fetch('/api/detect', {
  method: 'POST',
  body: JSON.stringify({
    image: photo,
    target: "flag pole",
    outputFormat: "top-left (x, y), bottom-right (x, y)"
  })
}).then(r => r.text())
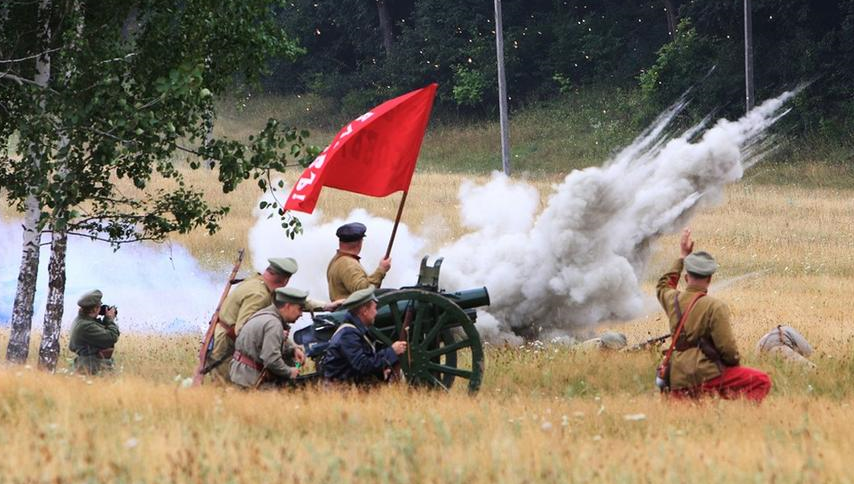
top-left (385, 190), bottom-right (408, 258)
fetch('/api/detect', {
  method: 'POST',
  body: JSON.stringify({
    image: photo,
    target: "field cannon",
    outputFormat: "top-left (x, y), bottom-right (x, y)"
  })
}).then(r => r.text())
top-left (294, 256), bottom-right (489, 392)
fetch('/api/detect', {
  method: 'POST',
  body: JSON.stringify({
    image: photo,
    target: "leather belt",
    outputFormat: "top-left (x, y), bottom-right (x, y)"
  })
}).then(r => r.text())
top-left (233, 350), bottom-right (263, 371)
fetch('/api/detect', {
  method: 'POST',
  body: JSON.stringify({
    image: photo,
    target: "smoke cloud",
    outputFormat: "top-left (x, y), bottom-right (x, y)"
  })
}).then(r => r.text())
top-left (0, 223), bottom-right (220, 332)
top-left (438, 92), bottom-right (795, 340)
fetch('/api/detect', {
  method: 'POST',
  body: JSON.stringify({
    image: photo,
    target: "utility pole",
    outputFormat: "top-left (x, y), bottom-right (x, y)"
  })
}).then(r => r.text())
top-left (493, 0), bottom-right (511, 175)
top-left (744, 0), bottom-right (754, 112)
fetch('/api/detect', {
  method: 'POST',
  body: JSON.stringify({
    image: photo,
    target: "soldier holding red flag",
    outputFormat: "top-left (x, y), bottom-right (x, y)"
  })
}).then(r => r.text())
top-left (327, 222), bottom-right (391, 301)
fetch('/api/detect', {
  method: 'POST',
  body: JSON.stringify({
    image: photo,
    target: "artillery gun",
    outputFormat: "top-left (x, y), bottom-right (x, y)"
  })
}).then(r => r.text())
top-left (294, 256), bottom-right (489, 392)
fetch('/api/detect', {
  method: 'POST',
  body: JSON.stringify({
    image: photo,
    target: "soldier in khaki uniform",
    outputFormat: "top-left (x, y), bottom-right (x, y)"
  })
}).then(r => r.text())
top-left (207, 258), bottom-right (337, 383)
top-left (656, 229), bottom-right (771, 402)
top-left (230, 287), bottom-right (308, 389)
top-left (68, 289), bottom-right (120, 375)
top-left (327, 222), bottom-right (391, 301)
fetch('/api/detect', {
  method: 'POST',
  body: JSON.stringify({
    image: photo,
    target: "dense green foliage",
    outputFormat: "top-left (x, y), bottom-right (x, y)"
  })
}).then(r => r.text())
top-left (0, 0), bottom-right (312, 243)
top-left (267, 0), bottom-right (854, 139)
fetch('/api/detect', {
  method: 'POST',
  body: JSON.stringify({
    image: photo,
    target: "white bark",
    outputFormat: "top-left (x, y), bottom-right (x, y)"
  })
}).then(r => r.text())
top-left (38, 228), bottom-right (67, 370)
top-left (6, 203), bottom-right (43, 363)
top-left (6, 0), bottom-right (52, 364)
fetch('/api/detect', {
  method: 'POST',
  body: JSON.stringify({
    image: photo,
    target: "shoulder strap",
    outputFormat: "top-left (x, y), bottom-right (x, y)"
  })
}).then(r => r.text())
top-left (332, 323), bottom-right (358, 338)
top-left (661, 292), bottom-right (705, 369)
top-left (331, 322), bottom-right (376, 351)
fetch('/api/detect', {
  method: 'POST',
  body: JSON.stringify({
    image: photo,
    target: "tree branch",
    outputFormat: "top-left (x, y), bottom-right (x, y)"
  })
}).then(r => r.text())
top-left (0, 47), bottom-right (61, 64)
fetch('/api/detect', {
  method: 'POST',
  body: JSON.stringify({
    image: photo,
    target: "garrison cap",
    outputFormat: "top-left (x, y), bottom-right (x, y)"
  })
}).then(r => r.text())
top-left (268, 257), bottom-right (298, 276)
top-left (340, 286), bottom-right (378, 311)
top-left (336, 222), bottom-right (367, 242)
top-left (77, 289), bottom-right (103, 308)
top-left (275, 287), bottom-right (309, 306)
top-left (685, 251), bottom-right (718, 277)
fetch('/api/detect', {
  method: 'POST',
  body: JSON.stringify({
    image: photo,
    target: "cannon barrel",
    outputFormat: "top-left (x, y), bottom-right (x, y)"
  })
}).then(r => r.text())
top-left (316, 287), bottom-right (490, 328)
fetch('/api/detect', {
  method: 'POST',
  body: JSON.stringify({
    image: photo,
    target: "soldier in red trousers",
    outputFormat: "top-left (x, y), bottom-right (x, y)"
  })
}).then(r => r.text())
top-left (656, 228), bottom-right (771, 402)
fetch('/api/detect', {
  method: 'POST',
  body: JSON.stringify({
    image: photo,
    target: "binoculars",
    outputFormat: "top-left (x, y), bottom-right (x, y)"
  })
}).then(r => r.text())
top-left (99, 304), bottom-right (118, 317)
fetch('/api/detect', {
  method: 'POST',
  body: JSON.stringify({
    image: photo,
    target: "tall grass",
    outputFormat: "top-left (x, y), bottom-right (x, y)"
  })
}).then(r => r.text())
top-left (2, 91), bottom-right (854, 482)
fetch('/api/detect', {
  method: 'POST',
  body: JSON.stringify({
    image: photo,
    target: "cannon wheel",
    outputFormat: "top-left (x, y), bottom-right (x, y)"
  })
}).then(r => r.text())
top-left (371, 289), bottom-right (484, 393)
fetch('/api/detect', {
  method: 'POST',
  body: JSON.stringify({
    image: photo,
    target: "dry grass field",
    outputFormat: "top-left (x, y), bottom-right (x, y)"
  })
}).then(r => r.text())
top-left (2, 167), bottom-right (854, 482)
top-left (3, 92), bottom-right (854, 482)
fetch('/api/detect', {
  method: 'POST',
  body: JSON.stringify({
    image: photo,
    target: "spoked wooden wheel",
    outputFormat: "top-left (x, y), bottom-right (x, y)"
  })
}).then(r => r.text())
top-left (371, 289), bottom-right (484, 393)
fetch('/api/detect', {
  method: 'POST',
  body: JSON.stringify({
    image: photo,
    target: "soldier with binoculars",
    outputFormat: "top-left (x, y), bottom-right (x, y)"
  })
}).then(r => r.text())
top-left (68, 289), bottom-right (120, 375)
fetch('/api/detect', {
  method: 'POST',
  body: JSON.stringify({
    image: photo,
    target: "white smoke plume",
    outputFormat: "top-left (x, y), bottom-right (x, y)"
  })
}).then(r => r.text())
top-left (438, 92), bottom-right (796, 340)
top-left (247, 197), bottom-right (428, 301)
top-left (0, 222), bottom-right (220, 332)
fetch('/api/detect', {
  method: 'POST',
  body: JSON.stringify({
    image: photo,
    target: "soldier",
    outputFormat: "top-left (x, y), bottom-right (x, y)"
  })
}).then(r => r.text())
top-left (68, 289), bottom-right (120, 375)
top-left (327, 222), bottom-right (391, 301)
top-left (656, 229), bottom-right (771, 402)
top-left (322, 286), bottom-right (407, 386)
top-left (206, 257), bottom-right (296, 383)
top-left (230, 287), bottom-right (308, 389)
top-left (757, 325), bottom-right (815, 368)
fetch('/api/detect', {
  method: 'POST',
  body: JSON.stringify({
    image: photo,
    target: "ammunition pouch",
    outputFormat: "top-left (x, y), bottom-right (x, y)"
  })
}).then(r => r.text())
top-left (674, 335), bottom-right (724, 371)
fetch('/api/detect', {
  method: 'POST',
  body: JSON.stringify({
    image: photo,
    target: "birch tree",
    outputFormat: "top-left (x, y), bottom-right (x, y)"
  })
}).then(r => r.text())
top-left (0, 0), bottom-right (311, 369)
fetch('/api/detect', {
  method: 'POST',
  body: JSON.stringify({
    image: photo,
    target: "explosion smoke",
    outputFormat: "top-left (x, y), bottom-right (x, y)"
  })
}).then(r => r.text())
top-left (438, 92), bottom-right (796, 340)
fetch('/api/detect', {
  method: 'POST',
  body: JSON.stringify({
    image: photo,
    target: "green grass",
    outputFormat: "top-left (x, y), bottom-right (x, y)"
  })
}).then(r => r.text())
top-left (214, 85), bottom-right (854, 184)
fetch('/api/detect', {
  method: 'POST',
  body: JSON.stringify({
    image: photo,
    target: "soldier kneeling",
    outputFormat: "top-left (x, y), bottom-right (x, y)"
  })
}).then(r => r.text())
top-left (69, 289), bottom-right (120, 375)
top-left (230, 287), bottom-right (308, 389)
top-left (322, 286), bottom-right (407, 387)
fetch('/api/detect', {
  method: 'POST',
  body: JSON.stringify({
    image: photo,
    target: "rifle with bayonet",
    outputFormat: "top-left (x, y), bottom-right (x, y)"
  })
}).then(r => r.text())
top-left (192, 249), bottom-right (245, 386)
top-left (629, 333), bottom-right (670, 351)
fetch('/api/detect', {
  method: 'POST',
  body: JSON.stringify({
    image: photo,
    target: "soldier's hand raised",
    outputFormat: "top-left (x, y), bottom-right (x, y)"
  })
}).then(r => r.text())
top-left (391, 341), bottom-right (407, 355)
top-left (379, 257), bottom-right (392, 272)
top-left (680, 228), bottom-right (694, 258)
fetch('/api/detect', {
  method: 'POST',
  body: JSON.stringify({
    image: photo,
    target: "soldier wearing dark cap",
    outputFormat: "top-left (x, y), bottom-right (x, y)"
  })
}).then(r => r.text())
top-left (322, 286), bottom-right (407, 386)
top-left (327, 222), bottom-right (391, 301)
top-left (229, 287), bottom-right (309, 389)
top-left (68, 289), bottom-right (120, 375)
top-left (656, 228), bottom-right (771, 402)
top-left (207, 257), bottom-right (337, 384)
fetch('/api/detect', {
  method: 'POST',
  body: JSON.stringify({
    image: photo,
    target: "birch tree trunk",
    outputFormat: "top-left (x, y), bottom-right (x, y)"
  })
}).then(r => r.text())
top-left (377, 0), bottom-right (393, 55)
top-left (6, 202), bottom-right (43, 363)
top-left (38, 228), bottom-right (67, 370)
top-left (662, 0), bottom-right (678, 38)
top-left (6, 0), bottom-right (52, 364)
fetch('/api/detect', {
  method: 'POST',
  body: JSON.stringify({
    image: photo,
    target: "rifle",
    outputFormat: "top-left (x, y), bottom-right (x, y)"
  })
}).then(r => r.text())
top-left (388, 304), bottom-right (413, 383)
top-left (191, 249), bottom-right (245, 386)
top-left (629, 333), bottom-right (670, 351)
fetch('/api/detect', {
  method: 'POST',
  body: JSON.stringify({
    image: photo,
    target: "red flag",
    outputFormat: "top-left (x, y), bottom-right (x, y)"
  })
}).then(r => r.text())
top-left (284, 83), bottom-right (437, 214)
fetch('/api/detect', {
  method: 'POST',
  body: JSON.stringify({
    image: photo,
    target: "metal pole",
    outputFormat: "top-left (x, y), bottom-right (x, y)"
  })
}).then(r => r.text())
top-left (744, 0), bottom-right (754, 112)
top-left (493, 0), bottom-right (511, 176)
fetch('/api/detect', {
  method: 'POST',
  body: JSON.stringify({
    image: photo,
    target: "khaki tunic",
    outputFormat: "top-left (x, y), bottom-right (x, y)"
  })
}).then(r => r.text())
top-left (326, 251), bottom-right (387, 301)
top-left (207, 274), bottom-right (330, 383)
top-left (68, 315), bottom-right (120, 375)
top-left (657, 258), bottom-right (740, 390)
top-left (229, 305), bottom-right (297, 388)
top-left (208, 274), bottom-right (272, 383)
